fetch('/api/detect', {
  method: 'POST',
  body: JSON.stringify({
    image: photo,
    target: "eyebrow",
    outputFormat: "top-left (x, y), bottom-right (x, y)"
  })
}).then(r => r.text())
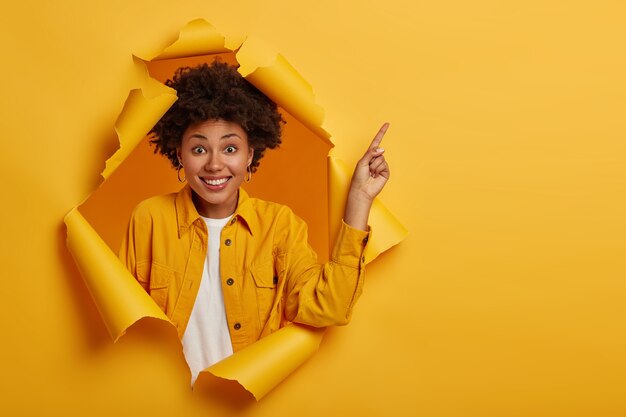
top-left (188, 133), bottom-right (243, 140)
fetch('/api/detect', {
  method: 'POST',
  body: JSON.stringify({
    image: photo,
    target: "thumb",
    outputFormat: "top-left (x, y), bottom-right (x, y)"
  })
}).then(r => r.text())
top-left (358, 146), bottom-right (385, 167)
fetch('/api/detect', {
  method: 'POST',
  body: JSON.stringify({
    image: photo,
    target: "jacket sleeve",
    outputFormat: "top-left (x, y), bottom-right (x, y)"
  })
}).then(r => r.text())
top-left (280, 208), bottom-right (371, 327)
top-left (118, 204), bottom-right (150, 292)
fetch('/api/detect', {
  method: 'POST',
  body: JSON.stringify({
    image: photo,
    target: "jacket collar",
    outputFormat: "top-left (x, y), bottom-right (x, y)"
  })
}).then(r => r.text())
top-left (175, 184), bottom-right (256, 238)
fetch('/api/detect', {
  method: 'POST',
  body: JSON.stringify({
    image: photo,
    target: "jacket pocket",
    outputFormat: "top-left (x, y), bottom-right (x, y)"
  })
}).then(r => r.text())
top-left (250, 261), bottom-right (279, 328)
top-left (137, 261), bottom-right (175, 314)
top-left (134, 260), bottom-right (151, 292)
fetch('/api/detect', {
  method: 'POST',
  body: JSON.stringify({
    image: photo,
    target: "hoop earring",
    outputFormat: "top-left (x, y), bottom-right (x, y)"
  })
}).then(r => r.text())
top-left (177, 164), bottom-right (186, 183)
top-left (245, 165), bottom-right (252, 183)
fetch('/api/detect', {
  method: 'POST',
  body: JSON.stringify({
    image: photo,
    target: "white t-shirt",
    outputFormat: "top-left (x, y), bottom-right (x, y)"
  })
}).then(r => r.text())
top-left (181, 215), bottom-right (233, 385)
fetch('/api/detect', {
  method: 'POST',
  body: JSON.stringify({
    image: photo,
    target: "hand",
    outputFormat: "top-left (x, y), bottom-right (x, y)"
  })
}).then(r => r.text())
top-left (343, 123), bottom-right (390, 231)
top-left (349, 123), bottom-right (390, 202)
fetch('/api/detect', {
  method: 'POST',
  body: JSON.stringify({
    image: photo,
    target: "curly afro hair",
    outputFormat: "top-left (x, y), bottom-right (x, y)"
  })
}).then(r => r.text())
top-left (149, 60), bottom-right (284, 172)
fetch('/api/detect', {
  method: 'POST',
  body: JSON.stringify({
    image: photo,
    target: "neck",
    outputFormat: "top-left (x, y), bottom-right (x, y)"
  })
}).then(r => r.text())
top-left (191, 189), bottom-right (239, 219)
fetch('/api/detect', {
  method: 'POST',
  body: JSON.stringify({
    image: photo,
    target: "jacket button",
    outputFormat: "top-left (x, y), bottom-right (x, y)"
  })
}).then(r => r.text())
top-left (231, 218), bottom-right (237, 225)
top-left (273, 276), bottom-right (278, 285)
top-left (234, 323), bottom-right (241, 330)
top-left (226, 278), bottom-right (234, 286)
top-left (225, 239), bottom-right (232, 246)
top-left (362, 236), bottom-right (369, 244)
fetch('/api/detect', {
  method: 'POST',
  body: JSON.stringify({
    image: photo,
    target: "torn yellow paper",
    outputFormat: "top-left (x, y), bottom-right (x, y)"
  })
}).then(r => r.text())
top-left (237, 37), bottom-right (331, 143)
top-left (64, 18), bottom-right (407, 401)
top-left (137, 19), bottom-right (232, 62)
top-left (203, 324), bottom-right (325, 400)
top-left (328, 156), bottom-right (407, 263)
top-left (65, 208), bottom-right (170, 341)
top-left (102, 87), bottom-right (177, 181)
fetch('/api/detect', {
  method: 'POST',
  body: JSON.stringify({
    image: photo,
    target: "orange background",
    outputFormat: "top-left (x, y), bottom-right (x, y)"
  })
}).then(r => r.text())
top-left (2, 1), bottom-right (626, 416)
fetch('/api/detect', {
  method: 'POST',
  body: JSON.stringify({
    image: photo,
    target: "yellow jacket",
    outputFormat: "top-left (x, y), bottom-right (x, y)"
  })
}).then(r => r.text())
top-left (119, 185), bottom-right (371, 352)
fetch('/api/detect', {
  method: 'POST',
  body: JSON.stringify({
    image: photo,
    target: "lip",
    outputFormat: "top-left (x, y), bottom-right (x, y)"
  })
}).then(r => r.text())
top-left (200, 176), bottom-right (231, 191)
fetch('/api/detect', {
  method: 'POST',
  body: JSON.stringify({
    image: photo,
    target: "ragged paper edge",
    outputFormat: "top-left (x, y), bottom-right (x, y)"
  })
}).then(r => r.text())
top-left (199, 324), bottom-right (325, 400)
top-left (64, 18), bottom-right (407, 400)
top-left (237, 36), bottom-right (332, 144)
top-left (135, 18), bottom-right (234, 62)
top-left (64, 208), bottom-right (172, 341)
top-left (64, 58), bottom-right (178, 341)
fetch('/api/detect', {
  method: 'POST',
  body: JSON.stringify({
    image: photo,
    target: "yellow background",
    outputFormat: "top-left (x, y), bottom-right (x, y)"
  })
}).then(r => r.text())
top-left (2, 1), bottom-right (625, 416)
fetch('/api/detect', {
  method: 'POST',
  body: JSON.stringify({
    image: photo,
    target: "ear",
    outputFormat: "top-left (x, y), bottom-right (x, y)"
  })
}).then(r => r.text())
top-left (176, 148), bottom-right (183, 167)
top-left (247, 147), bottom-right (254, 167)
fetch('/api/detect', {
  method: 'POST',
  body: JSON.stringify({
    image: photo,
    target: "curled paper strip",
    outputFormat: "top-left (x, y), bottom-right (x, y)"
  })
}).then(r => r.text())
top-left (65, 208), bottom-right (171, 341)
top-left (103, 87), bottom-right (177, 181)
top-left (64, 19), bottom-right (406, 400)
top-left (203, 324), bottom-right (325, 400)
top-left (237, 37), bottom-right (330, 142)
top-left (136, 18), bottom-right (232, 62)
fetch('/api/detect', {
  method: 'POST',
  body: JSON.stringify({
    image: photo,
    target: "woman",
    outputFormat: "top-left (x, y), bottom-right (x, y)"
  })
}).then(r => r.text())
top-left (119, 61), bottom-right (390, 383)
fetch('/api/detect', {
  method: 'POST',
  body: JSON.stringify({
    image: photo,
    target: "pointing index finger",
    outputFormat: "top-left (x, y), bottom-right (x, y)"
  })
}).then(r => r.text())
top-left (369, 122), bottom-right (390, 150)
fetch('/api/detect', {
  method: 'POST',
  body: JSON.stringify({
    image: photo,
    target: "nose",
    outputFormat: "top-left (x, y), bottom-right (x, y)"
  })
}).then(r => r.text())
top-left (205, 151), bottom-right (224, 172)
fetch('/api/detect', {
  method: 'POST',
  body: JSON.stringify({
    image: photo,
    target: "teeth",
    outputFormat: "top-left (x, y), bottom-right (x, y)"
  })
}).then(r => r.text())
top-left (203, 177), bottom-right (229, 186)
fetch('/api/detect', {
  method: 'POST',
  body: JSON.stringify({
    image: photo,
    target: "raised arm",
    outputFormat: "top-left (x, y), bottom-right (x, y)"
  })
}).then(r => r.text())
top-left (283, 124), bottom-right (390, 326)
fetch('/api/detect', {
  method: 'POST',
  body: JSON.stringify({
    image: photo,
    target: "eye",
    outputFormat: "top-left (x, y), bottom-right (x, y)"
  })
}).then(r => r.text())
top-left (225, 145), bottom-right (237, 153)
top-left (192, 146), bottom-right (206, 154)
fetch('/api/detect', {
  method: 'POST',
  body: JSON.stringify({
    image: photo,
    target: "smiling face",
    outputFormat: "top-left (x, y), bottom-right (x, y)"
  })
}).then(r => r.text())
top-left (177, 119), bottom-right (254, 218)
